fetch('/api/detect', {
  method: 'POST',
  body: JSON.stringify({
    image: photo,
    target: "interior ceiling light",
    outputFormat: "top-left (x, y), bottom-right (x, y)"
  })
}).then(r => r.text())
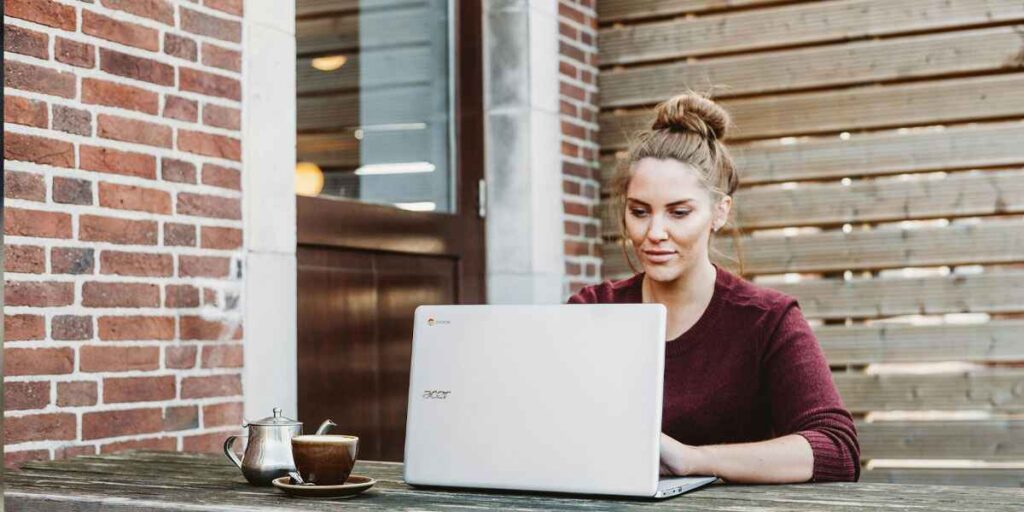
top-left (295, 161), bottom-right (324, 196)
top-left (311, 55), bottom-right (347, 71)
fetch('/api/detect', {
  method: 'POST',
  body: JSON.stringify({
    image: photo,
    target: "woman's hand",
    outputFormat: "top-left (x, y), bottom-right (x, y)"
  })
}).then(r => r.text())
top-left (659, 433), bottom-right (708, 476)
top-left (660, 432), bottom-right (814, 483)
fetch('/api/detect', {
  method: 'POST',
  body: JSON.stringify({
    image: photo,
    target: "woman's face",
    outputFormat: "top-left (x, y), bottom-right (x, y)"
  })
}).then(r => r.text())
top-left (624, 158), bottom-right (729, 283)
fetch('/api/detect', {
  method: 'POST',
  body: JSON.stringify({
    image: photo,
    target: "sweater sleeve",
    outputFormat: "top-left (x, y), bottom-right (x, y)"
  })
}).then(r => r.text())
top-left (762, 301), bottom-right (861, 482)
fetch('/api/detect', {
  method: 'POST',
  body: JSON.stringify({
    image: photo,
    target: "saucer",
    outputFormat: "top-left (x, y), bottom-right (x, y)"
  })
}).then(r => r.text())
top-left (272, 475), bottom-right (376, 498)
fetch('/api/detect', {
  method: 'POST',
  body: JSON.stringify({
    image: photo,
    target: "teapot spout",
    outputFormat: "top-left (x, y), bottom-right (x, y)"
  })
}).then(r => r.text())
top-left (314, 419), bottom-right (337, 435)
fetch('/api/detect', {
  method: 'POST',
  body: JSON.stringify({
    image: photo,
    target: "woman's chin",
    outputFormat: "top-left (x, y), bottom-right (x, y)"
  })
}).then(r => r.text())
top-left (642, 263), bottom-right (684, 282)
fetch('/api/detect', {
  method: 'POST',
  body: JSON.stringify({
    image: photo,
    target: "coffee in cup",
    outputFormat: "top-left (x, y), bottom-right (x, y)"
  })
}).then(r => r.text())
top-left (291, 434), bottom-right (359, 485)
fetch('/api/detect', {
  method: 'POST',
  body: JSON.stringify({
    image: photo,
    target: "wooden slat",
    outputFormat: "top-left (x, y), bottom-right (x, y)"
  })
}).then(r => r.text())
top-left (599, 0), bottom-right (1024, 65)
top-left (861, 467), bottom-right (1024, 487)
top-left (600, 25), bottom-right (1024, 108)
top-left (297, 133), bottom-right (359, 167)
top-left (817, 320), bottom-right (1024, 365)
top-left (298, 86), bottom-right (431, 131)
top-left (713, 219), bottom-right (1024, 275)
top-left (732, 169), bottom-right (1024, 230)
top-left (836, 370), bottom-right (1024, 413)
top-left (297, 0), bottom-right (421, 18)
top-left (599, 73), bottom-right (1024, 145)
top-left (601, 259), bottom-right (1024, 318)
top-left (599, 122), bottom-right (1024, 187)
top-left (297, 47), bottom-right (431, 95)
top-left (600, 169), bottom-right (1024, 232)
top-left (858, 420), bottom-right (1024, 460)
top-left (598, 0), bottom-right (787, 22)
top-left (296, 7), bottom-right (431, 55)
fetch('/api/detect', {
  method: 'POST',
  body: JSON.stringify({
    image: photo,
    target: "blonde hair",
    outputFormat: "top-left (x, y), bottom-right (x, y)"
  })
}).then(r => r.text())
top-left (611, 93), bottom-right (743, 273)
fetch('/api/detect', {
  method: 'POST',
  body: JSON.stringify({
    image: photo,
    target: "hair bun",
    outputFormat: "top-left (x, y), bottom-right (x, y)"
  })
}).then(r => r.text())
top-left (651, 94), bottom-right (731, 141)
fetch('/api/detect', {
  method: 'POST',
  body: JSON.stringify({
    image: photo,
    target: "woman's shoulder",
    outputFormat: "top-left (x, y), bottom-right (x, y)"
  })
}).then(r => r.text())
top-left (716, 267), bottom-right (798, 314)
top-left (567, 273), bottom-right (643, 304)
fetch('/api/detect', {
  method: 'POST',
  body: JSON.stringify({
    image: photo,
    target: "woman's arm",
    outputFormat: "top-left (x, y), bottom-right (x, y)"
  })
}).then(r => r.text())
top-left (660, 432), bottom-right (813, 484)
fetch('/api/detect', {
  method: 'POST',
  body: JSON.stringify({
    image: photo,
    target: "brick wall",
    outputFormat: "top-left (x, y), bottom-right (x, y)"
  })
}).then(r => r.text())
top-left (4, 0), bottom-right (245, 468)
top-left (558, 0), bottom-right (601, 296)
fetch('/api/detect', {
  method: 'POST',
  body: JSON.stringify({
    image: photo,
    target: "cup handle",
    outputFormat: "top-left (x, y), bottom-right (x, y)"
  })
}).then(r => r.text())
top-left (223, 435), bottom-right (243, 469)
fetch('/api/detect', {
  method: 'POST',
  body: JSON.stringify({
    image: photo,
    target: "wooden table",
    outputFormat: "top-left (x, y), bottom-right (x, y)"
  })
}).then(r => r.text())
top-left (5, 451), bottom-right (1022, 511)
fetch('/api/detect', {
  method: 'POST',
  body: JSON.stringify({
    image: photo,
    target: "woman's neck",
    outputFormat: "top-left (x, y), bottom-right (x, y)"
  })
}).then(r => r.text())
top-left (643, 259), bottom-right (717, 309)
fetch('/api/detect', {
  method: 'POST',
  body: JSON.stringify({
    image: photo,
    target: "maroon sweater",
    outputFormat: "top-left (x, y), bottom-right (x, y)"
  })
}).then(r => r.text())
top-left (569, 268), bottom-right (860, 482)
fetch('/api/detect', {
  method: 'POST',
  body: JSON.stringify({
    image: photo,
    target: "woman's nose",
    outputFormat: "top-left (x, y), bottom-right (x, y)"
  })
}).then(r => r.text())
top-left (646, 216), bottom-right (668, 241)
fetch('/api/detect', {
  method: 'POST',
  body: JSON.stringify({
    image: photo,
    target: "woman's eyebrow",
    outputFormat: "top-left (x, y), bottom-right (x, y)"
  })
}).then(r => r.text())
top-left (626, 198), bottom-right (695, 207)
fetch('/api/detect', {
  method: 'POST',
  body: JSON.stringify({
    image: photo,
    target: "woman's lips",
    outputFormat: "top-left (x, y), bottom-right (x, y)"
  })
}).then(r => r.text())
top-left (642, 249), bottom-right (677, 264)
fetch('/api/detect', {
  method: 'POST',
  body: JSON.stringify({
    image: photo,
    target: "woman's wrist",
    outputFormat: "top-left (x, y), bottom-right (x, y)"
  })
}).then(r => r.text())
top-left (679, 444), bottom-right (715, 477)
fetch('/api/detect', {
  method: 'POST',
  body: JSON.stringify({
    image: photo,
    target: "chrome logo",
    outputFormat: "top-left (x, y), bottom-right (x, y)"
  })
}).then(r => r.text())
top-left (427, 318), bottom-right (435, 326)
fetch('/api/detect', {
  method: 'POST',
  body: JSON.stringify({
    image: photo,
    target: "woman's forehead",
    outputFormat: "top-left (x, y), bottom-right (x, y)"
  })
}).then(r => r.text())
top-left (628, 158), bottom-right (707, 199)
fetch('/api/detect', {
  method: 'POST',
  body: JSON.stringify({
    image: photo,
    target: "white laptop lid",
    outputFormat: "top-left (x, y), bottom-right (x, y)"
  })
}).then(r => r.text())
top-left (404, 304), bottom-right (667, 497)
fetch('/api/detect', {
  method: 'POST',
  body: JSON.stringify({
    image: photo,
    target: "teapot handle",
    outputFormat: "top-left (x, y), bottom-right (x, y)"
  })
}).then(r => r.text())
top-left (223, 435), bottom-right (243, 469)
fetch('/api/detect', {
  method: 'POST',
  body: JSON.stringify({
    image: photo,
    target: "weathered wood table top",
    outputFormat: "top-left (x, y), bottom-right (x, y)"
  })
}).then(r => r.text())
top-left (4, 451), bottom-right (1022, 511)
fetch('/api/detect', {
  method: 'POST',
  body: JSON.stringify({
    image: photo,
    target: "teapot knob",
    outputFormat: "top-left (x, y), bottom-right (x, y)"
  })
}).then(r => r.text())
top-left (273, 407), bottom-right (282, 418)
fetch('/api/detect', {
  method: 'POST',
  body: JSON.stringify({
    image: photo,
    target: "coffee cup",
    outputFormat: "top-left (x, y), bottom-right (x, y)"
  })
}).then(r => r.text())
top-left (291, 434), bottom-right (359, 486)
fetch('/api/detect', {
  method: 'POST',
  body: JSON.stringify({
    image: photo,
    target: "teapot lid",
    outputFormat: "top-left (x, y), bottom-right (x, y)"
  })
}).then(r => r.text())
top-left (245, 407), bottom-right (302, 427)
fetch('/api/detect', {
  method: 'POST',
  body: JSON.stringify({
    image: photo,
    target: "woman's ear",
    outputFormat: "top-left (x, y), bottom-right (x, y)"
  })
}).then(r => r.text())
top-left (713, 195), bottom-right (733, 232)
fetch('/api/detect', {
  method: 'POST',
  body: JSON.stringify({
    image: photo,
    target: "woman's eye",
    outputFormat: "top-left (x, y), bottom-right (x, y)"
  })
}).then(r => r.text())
top-left (671, 210), bottom-right (691, 217)
top-left (629, 208), bottom-right (648, 217)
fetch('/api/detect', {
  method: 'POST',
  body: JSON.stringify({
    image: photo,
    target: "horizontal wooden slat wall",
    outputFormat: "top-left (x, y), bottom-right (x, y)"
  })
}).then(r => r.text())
top-left (597, 0), bottom-right (1024, 486)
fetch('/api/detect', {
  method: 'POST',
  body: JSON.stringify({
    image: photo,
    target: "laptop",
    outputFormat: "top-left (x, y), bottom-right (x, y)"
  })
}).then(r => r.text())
top-left (403, 304), bottom-right (718, 498)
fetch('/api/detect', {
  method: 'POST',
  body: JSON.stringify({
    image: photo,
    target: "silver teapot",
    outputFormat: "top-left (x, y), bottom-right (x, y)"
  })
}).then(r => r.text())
top-left (223, 407), bottom-right (335, 486)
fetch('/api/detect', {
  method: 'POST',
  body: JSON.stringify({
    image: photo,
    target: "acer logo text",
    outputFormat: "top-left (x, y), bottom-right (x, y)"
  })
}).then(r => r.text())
top-left (422, 390), bottom-right (451, 399)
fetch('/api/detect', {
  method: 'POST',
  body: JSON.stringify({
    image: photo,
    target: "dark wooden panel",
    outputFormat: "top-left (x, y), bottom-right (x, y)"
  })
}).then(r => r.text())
top-left (598, 0), bottom-right (787, 22)
top-left (817, 320), bottom-right (1024, 365)
top-left (836, 370), bottom-right (1024, 413)
top-left (297, 245), bottom-right (456, 462)
top-left (858, 420), bottom-right (1024, 460)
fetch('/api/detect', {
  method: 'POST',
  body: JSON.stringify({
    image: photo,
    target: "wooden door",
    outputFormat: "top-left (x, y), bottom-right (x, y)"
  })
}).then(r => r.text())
top-left (295, 0), bottom-right (484, 462)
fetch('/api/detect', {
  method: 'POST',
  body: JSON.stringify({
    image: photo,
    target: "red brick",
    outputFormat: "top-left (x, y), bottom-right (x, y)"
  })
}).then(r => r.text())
top-left (99, 315), bottom-right (175, 340)
top-left (5, 281), bottom-right (74, 307)
top-left (52, 176), bottom-right (94, 205)
top-left (178, 130), bottom-right (242, 161)
top-left (6, 381), bottom-right (51, 411)
top-left (4, 132), bottom-right (75, 167)
top-left (82, 408), bottom-right (162, 440)
top-left (57, 381), bottom-right (98, 406)
top-left (202, 344), bottom-right (243, 368)
top-left (100, 48), bottom-right (174, 86)
top-left (164, 222), bottom-right (197, 246)
top-left (56, 37), bottom-right (96, 68)
top-left (164, 95), bottom-right (198, 122)
top-left (5, 347), bottom-right (75, 376)
top-left (5, 413), bottom-right (76, 445)
top-left (80, 145), bottom-right (157, 179)
top-left (55, 445), bottom-right (99, 460)
top-left (5, 314), bottom-right (45, 340)
top-left (164, 32), bottom-right (198, 61)
top-left (201, 43), bottom-right (241, 72)
top-left (101, 0), bottom-right (175, 26)
top-left (80, 215), bottom-right (158, 245)
top-left (204, 0), bottom-right (243, 17)
top-left (181, 374), bottom-right (242, 399)
top-left (53, 315), bottom-right (95, 341)
top-left (203, 401), bottom-right (242, 427)
top-left (166, 345), bottom-right (198, 369)
top-left (203, 288), bottom-right (218, 306)
top-left (180, 255), bottom-right (231, 278)
top-left (99, 251), bottom-right (173, 277)
top-left (4, 23), bottom-right (48, 58)
top-left (161, 158), bottom-right (197, 183)
top-left (80, 346), bottom-right (160, 373)
top-left (164, 405), bottom-right (199, 431)
top-left (4, 60), bottom-right (76, 98)
top-left (181, 8), bottom-right (241, 43)
top-left (104, 375), bottom-right (176, 403)
top-left (102, 437), bottom-right (176, 454)
top-left (98, 114), bottom-right (173, 148)
top-left (82, 282), bottom-right (160, 307)
top-left (201, 163), bottom-right (240, 190)
top-left (184, 432), bottom-right (231, 454)
top-left (181, 316), bottom-right (241, 340)
top-left (178, 192), bottom-right (241, 219)
top-left (98, 182), bottom-right (172, 214)
top-left (179, 68), bottom-right (241, 101)
top-left (202, 103), bottom-right (240, 130)
top-left (201, 226), bottom-right (242, 250)
top-left (564, 240), bottom-right (593, 256)
top-left (166, 284), bottom-right (200, 307)
top-left (4, 171), bottom-right (46, 201)
top-left (4, 449), bottom-right (50, 469)
top-left (51, 247), bottom-right (96, 275)
top-left (5, 208), bottom-right (71, 239)
top-left (83, 10), bottom-right (159, 51)
top-left (83, 78), bottom-right (159, 114)
top-left (4, 96), bottom-right (48, 128)
top-left (53, 105), bottom-right (93, 136)
top-left (7, 0), bottom-right (77, 30)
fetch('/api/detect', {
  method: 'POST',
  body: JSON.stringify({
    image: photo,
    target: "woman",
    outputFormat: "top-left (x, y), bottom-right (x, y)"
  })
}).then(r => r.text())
top-left (569, 94), bottom-right (859, 483)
